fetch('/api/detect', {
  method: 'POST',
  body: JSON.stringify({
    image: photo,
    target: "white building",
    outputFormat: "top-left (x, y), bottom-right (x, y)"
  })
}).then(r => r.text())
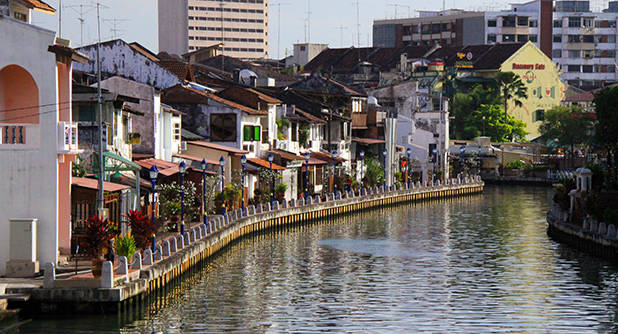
top-left (0, 0), bottom-right (87, 276)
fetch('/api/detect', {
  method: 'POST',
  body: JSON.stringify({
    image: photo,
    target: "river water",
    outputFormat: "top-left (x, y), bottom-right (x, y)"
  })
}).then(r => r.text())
top-left (13, 186), bottom-right (618, 333)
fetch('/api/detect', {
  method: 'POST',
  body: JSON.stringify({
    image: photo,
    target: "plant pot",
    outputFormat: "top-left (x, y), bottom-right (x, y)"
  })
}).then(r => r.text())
top-left (91, 256), bottom-right (104, 278)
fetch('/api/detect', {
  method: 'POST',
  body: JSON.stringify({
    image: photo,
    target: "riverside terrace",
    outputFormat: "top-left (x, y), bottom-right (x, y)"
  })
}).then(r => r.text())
top-left (7, 177), bottom-right (483, 314)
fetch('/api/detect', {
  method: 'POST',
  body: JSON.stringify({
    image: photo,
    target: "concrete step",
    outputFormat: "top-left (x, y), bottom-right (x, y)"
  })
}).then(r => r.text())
top-left (0, 294), bottom-right (30, 302)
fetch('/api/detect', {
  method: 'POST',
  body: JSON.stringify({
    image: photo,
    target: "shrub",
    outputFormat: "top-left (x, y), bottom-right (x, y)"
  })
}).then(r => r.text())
top-left (125, 210), bottom-right (153, 250)
top-left (115, 234), bottom-right (137, 259)
top-left (505, 160), bottom-right (526, 169)
top-left (83, 216), bottom-right (118, 257)
top-left (275, 182), bottom-right (287, 194)
top-left (157, 181), bottom-right (198, 222)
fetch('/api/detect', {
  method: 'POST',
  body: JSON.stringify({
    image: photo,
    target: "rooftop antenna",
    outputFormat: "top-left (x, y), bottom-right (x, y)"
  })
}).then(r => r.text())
top-left (306, 0), bottom-right (312, 43)
top-left (335, 25), bottom-right (348, 47)
top-left (272, 2), bottom-right (290, 59)
top-left (103, 18), bottom-right (129, 39)
top-left (65, 3), bottom-right (96, 46)
top-left (58, 0), bottom-right (62, 37)
top-left (443, 0), bottom-right (446, 11)
top-left (95, 1), bottom-right (109, 214)
top-left (353, 0), bottom-right (360, 47)
top-left (388, 4), bottom-right (411, 19)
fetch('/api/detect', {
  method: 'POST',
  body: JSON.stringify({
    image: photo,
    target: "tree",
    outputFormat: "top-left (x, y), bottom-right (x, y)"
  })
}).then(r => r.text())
top-left (494, 72), bottom-right (528, 138)
top-left (539, 105), bottom-right (594, 168)
top-left (464, 104), bottom-right (528, 142)
top-left (594, 86), bottom-right (618, 185)
top-left (450, 85), bottom-right (502, 139)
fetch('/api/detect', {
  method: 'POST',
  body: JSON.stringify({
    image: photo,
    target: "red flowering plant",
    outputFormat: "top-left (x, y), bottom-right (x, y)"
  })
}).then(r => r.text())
top-left (83, 215), bottom-right (119, 258)
top-left (125, 210), bottom-right (154, 250)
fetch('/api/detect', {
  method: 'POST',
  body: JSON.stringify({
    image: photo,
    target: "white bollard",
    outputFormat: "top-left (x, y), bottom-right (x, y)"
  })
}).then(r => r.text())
top-left (130, 252), bottom-right (142, 270)
top-left (101, 261), bottom-right (114, 288)
top-left (143, 249), bottom-right (153, 265)
top-left (43, 262), bottom-right (55, 289)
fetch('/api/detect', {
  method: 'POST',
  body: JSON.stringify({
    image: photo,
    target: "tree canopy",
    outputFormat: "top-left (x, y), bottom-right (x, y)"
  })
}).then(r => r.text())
top-left (539, 105), bottom-right (594, 167)
top-left (494, 71), bottom-right (528, 120)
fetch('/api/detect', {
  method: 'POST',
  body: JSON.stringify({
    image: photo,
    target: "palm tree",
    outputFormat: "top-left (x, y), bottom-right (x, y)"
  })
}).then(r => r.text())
top-left (494, 71), bottom-right (528, 141)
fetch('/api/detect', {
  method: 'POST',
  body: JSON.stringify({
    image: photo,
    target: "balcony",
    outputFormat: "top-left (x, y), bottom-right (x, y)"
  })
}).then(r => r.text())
top-left (0, 124), bottom-right (40, 148)
top-left (58, 121), bottom-right (80, 154)
top-left (352, 112), bottom-right (368, 129)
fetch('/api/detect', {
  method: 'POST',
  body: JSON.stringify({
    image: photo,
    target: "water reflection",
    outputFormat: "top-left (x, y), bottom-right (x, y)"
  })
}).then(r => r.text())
top-left (14, 186), bottom-right (618, 333)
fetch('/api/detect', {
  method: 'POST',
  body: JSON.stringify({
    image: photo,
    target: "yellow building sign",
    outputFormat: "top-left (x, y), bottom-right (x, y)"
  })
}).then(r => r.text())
top-left (500, 42), bottom-right (565, 139)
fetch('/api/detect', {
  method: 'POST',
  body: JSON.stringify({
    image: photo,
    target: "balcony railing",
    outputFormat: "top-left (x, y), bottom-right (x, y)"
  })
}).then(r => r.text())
top-left (0, 123), bottom-right (40, 147)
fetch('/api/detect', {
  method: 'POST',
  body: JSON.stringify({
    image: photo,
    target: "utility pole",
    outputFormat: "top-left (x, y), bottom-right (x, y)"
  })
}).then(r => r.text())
top-left (272, 2), bottom-right (290, 59)
top-left (335, 25), bottom-right (348, 47)
top-left (353, 0), bottom-right (360, 47)
top-left (96, 2), bottom-right (104, 214)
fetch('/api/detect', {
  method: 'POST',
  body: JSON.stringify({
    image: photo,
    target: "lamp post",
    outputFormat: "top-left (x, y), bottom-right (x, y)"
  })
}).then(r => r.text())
top-left (268, 153), bottom-right (274, 208)
top-left (406, 147), bottom-right (412, 188)
top-left (179, 161), bottom-right (186, 236)
top-left (149, 165), bottom-right (159, 254)
top-left (201, 159), bottom-right (208, 227)
top-left (359, 149), bottom-right (365, 195)
top-left (304, 152), bottom-right (310, 200)
top-left (220, 156), bottom-right (226, 216)
top-left (382, 148), bottom-right (387, 189)
top-left (332, 150), bottom-right (338, 197)
top-left (241, 155), bottom-right (247, 215)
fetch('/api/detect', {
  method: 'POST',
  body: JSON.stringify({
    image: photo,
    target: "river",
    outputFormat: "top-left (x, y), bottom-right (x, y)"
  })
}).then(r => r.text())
top-left (12, 186), bottom-right (618, 333)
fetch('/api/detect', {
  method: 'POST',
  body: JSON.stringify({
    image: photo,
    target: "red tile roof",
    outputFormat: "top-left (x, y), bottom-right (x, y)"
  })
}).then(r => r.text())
top-left (173, 154), bottom-right (219, 165)
top-left (352, 138), bottom-right (385, 145)
top-left (135, 158), bottom-right (179, 176)
top-left (72, 177), bottom-right (130, 192)
top-left (187, 141), bottom-right (249, 155)
top-left (163, 85), bottom-right (267, 116)
top-left (270, 149), bottom-right (305, 161)
top-left (22, 0), bottom-right (55, 13)
top-left (247, 157), bottom-right (285, 170)
top-left (310, 151), bottom-right (346, 163)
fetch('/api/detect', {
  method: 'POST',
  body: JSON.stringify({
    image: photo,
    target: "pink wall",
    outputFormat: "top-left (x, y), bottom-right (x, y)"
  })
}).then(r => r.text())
top-left (57, 62), bottom-right (73, 254)
top-left (0, 65), bottom-right (39, 124)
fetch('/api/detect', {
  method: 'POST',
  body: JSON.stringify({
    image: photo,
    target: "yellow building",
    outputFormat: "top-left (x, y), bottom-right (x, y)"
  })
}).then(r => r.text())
top-left (453, 41), bottom-right (565, 140)
top-left (499, 42), bottom-right (565, 139)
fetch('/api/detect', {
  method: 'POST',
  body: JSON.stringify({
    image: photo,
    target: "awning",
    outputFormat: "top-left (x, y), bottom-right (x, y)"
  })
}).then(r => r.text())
top-left (247, 157), bottom-right (285, 170)
top-left (102, 151), bottom-right (141, 171)
top-left (270, 149), bottom-right (304, 161)
top-left (173, 154), bottom-right (219, 166)
top-left (72, 177), bottom-right (130, 192)
top-left (352, 138), bottom-right (385, 145)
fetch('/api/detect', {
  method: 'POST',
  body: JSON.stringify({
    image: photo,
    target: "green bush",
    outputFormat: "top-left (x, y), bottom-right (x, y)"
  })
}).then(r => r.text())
top-left (115, 234), bottom-right (137, 259)
top-left (275, 182), bottom-right (287, 194)
top-left (505, 160), bottom-right (526, 169)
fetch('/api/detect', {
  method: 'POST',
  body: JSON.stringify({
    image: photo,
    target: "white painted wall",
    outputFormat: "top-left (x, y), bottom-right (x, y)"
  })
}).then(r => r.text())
top-left (0, 18), bottom-right (60, 274)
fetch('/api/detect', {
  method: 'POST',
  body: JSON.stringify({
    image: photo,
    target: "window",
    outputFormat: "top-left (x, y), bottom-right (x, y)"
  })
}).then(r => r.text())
top-left (553, 35), bottom-right (562, 43)
top-left (582, 50), bottom-right (594, 59)
top-left (568, 35), bottom-right (581, 43)
top-left (568, 17), bottom-right (581, 28)
top-left (582, 65), bottom-right (593, 73)
top-left (243, 125), bottom-right (261, 142)
top-left (402, 25), bottom-right (412, 35)
top-left (529, 35), bottom-right (538, 42)
top-left (568, 50), bottom-right (580, 58)
top-left (567, 65), bottom-right (581, 72)
top-left (517, 16), bottom-right (529, 26)
top-left (582, 35), bottom-right (594, 43)
top-left (503, 34), bottom-right (516, 42)
top-left (529, 20), bottom-right (538, 27)
top-left (291, 122), bottom-right (298, 142)
top-left (533, 109), bottom-right (545, 122)
top-left (431, 23), bottom-right (441, 33)
top-left (14, 12), bottom-right (27, 22)
top-left (300, 46), bottom-right (306, 51)
top-left (441, 23), bottom-right (451, 31)
top-left (487, 19), bottom-right (497, 27)
top-left (595, 49), bottom-right (616, 58)
top-left (553, 20), bottom-right (563, 28)
top-left (173, 122), bottom-right (181, 141)
top-left (583, 18), bottom-right (594, 28)
top-left (123, 115), bottom-right (129, 142)
top-left (502, 16), bottom-right (516, 27)
top-left (517, 34), bottom-right (529, 42)
top-left (552, 50), bottom-right (562, 58)
top-left (487, 34), bottom-right (497, 43)
top-left (421, 24), bottom-right (431, 34)
top-left (210, 114), bottom-right (237, 142)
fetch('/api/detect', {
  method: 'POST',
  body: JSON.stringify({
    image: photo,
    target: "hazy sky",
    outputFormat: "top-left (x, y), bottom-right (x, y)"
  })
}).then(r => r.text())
top-left (34, 0), bottom-right (527, 57)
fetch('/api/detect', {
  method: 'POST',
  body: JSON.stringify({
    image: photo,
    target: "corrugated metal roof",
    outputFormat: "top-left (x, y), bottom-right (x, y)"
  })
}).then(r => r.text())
top-left (72, 177), bottom-right (130, 192)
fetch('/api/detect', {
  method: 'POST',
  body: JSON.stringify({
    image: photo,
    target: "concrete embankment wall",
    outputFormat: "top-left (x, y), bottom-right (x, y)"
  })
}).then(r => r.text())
top-left (23, 181), bottom-right (484, 313)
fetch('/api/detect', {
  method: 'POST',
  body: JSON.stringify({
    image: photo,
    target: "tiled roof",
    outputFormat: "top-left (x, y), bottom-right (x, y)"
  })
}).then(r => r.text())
top-left (135, 158), bottom-right (179, 176)
top-left (247, 157), bottom-right (285, 170)
top-left (72, 177), bottom-right (130, 192)
top-left (469, 43), bottom-right (525, 70)
top-left (352, 138), bottom-right (385, 145)
top-left (295, 108), bottom-right (326, 124)
top-left (21, 0), bottom-right (55, 13)
top-left (310, 151), bottom-right (346, 163)
top-left (187, 141), bottom-right (249, 154)
top-left (159, 60), bottom-right (194, 82)
top-left (270, 149), bottom-right (305, 161)
top-left (162, 84), bottom-right (267, 115)
top-left (173, 154), bottom-right (219, 165)
top-left (129, 42), bottom-right (159, 62)
top-left (206, 90), bottom-right (268, 115)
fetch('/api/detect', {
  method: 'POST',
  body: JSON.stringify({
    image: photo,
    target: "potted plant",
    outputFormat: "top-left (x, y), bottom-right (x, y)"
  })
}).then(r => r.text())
top-left (166, 201), bottom-right (182, 231)
top-left (125, 210), bottom-right (153, 251)
top-left (84, 215), bottom-right (118, 277)
top-left (275, 183), bottom-right (287, 202)
top-left (114, 234), bottom-right (137, 259)
top-left (504, 160), bottom-right (525, 177)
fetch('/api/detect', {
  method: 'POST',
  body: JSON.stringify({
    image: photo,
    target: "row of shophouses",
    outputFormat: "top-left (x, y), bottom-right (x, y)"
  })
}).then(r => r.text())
top-left (0, 0), bottom-right (568, 276)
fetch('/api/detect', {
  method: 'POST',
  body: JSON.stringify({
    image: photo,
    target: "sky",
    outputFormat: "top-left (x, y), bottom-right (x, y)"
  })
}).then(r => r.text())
top-left (31, 0), bottom-right (603, 58)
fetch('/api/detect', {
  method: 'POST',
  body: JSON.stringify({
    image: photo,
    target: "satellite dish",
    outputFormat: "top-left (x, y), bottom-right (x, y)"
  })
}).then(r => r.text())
top-left (239, 69), bottom-right (258, 85)
top-left (368, 96), bottom-right (380, 107)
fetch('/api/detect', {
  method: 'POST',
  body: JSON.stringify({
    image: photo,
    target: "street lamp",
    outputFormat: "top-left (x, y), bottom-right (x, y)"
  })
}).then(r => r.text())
top-left (179, 161), bottom-right (186, 236)
top-left (332, 150), bottom-right (338, 196)
top-left (406, 147), bottom-right (412, 188)
top-left (304, 151), bottom-right (310, 200)
top-left (220, 156), bottom-right (226, 216)
top-left (382, 148), bottom-right (388, 189)
top-left (241, 155), bottom-right (247, 215)
top-left (359, 149), bottom-right (365, 195)
top-left (201, 159), bottom-right (208, 227)
top-left (268, 153), bottom-right (274, 208)
top-left (149, 165), bottom-right (159, 254)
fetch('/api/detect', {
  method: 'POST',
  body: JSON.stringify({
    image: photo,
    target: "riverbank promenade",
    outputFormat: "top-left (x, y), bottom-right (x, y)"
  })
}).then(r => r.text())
top-left (7, 177), bottom-right (483, 313)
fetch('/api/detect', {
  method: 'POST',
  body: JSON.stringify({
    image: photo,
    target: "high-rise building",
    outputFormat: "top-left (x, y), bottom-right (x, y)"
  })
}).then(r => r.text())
top-left (373, 0), bottom-right (618, 90)
top-left (158, 0), bottom-right (269, 59)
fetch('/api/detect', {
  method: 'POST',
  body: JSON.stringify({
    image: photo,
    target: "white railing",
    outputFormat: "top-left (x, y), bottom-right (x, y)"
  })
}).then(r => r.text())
top-left (58, 121), bottom-right (79, 153)
top-left (0, 123), bottom-right (40, 147)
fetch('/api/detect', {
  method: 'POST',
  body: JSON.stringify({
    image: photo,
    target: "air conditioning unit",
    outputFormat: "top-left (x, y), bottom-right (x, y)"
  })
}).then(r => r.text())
top-left (58, 121), bottom-right (78, 153)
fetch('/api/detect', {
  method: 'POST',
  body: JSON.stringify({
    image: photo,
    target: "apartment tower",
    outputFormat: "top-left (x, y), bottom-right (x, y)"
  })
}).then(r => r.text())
top-left (158, 0), bottom-right (269, 59)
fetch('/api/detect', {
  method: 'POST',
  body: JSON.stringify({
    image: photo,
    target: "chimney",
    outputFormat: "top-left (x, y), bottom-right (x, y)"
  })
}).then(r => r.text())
top-left (233, 69), bottom-right (240, 83)
top-left (249, 76), bottom-right (257, 87)
top-left (540, 0), bottom-right (553, 59)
